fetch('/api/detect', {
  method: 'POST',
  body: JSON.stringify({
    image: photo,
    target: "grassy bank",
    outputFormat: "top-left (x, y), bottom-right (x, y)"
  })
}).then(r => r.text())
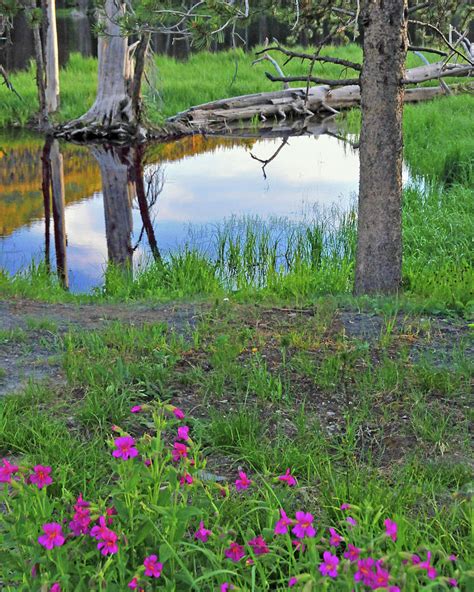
top-left (0, 45), bottom-right (456, 127)
top-left (0, 299), bottom-right (472, 589)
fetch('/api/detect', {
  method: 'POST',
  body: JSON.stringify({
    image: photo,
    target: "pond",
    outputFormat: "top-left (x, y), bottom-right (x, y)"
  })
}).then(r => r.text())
top-left (0, 129), bottom-right (360, 293)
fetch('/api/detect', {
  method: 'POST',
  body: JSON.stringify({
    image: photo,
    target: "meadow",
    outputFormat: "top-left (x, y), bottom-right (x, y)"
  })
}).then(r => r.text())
top-left (0, 48), bottom-right (473, 591)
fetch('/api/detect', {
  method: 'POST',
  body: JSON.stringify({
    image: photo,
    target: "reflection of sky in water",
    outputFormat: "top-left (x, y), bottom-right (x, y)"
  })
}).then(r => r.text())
top-left (0, 135), bottom-right (359, 292)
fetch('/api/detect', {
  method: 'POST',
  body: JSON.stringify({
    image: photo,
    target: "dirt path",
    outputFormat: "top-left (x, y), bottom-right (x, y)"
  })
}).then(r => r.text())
top-left (0, 298), bottom-right (472, 398)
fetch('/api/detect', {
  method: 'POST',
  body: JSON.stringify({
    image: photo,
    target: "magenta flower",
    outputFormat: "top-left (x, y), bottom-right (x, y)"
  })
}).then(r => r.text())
top-left (340, 503), bottom-right (351, 510)
top-left (131, 405), bottom-right (142, 413)
top-left (97, 529), bottom-right (118, 556)
top-left (288, 577), bottom-right (298, 588)
top-left (144, 554), bottom-right (163, 578)
top-left (389, 587), bottom-right (401, 592)
top-left (292, 511), bottom-right (316, 539)
top-left (29, 465), bottom-right (53, 489)
top-left (220, 584), bottom-right (234, 592)
top-left (292, 539), bottom-right (306, 553)
top-left (38, 523), bottom-right (65, 550)
top-left (319, 550), bottom-right (339, 578)
top-left (354, 558), bottom-right (376, 586)
top-left (179, 472), bottom-right (194, 486)
top-left (172, 407), bottom-right (185, 420)
top-left (278, 468), bottom-right (297, 487)
top-left (274, 509), bottom-right (293, 535)
top-left (224, 541), bottom-right (245, 562)
top-left (69, 494), bottom-right (91, 536)
top-left (373, 565), bottom-right (390, 588)
top-left (194, 521), bottom-right (212, 543)
top-left (248, 535), bottom-right (269, 556)
top-left (144, 458), bottom-right (152, 467)
top-left (177, 426), bottom-right (190, 441)
top-left (235, 471), bottom-right (251, 491)
top-left (90, 516), bottom-right (109, 540)
top-left (171, 442), bottom-right (188, 462)
top-left (50, 584), bottom-right (61, 592)
top-left (0, 458), bottom-right (19, 484)
top-left (346, 516), bottom-right (357, 527)
top-left (419, 551), bottom-right (437, 579)
top-left (449, 579), bottom-right (458, 587)
top-left (112, 436), bottom-right (138, 460)
top-left (411, 554), bottom-right (421, 564)
top-left (328, 527), bottom-right (342, 547)
top-left (448, 554), bottom-right (457, 562)
top-left (384, 518), bottom-right (397, 541)
top-left (128, 578), bottom-right (139, 589)
top-left (344, 543), bottom-right (361, 562)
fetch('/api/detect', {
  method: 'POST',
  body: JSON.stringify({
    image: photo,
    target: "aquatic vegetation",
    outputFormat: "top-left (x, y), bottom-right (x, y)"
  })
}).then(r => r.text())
top-left (0, 400), bottom-right (466, 590)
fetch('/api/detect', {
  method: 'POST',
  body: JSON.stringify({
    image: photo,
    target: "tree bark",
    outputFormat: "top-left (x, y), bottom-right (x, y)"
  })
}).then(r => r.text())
top-left (30, 1), bottom-right (49, 129)
top-left (354, 0), bottom-right (408, 295)
top-left (44, 0), bottom-right (60, 113)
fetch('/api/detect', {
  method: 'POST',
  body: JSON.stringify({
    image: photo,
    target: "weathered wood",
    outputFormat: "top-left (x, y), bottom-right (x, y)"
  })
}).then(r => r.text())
top-left (44, 0), bottom-right (60, 113)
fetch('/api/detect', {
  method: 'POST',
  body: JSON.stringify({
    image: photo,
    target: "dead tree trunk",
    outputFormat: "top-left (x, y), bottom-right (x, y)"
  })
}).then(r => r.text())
top-left (44, 0), bottom-right (60, 113)
top-left (93, 146), bottom-right (134, 274)
top-left (29, 1), bottom-right (49, 129)
top-left (41, 137), bottom-right (52, 272)
top-left (354, 0), bottom-right (408, 295)
top-left (57, 0), bottom-right (150, 142)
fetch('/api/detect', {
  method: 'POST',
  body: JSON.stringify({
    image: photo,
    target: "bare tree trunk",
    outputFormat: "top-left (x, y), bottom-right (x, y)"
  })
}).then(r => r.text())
top-left (131, 32), bottom-right (151, 124)
top-left (29, 1), bottom-right (49, 129)
top-left (50, 139), bottom-right (69, 289)
top-left (354, 0), bottom-right (408, 295)
top-left (43, 0), bottom-right (60, 113)
top-left (93, 146), bottom-right (134, 274)
top-left (81, 0), bottom-right (133, 125)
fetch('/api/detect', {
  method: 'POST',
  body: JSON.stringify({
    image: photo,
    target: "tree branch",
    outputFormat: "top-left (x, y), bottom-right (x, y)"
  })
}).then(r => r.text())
top-left (265, 72), bottom-right (360, 87)
top-left (0, 65), bottom-right (22, 100)
top-left (255, 44), bottom-right (362, 72)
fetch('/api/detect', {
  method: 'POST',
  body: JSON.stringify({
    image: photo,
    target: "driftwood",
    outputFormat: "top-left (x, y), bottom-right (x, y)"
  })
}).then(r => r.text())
top-left (168, 58), bottom-right (473, 132)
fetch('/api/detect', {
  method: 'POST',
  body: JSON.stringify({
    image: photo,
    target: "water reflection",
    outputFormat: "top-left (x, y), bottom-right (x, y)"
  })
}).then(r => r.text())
top-left (0, 132), bottom-right (359, 292)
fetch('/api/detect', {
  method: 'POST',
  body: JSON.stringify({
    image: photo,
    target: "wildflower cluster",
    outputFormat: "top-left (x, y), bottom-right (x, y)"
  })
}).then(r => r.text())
top-left (0, 403), bottom-right (465, 591)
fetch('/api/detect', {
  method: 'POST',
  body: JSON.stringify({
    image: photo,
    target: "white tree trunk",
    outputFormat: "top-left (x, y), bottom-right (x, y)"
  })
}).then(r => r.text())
top-left (45, 0), bottom-right (60, 113)
top-left (77, 0), bottom-right (133, 127)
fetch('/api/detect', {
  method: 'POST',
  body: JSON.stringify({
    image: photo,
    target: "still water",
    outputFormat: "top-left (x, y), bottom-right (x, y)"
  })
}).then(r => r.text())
top-left (0, 132), bottom-right (359, 292)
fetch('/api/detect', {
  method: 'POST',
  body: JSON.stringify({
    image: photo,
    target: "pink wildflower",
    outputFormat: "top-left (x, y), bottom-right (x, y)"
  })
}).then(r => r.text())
top-left (384, 518), bottom-right (397, 541)
top-left (144, 459), bottom-right (152, 467)
top-left (319, 550), bottom-right (339, 578)
top-left (328, 527), bottom-right (343, 547)
top-left (354, 558), bottom-right (376, 587)
top-left (248, 535), bottom-right (269, 556)
top-left (131, 405), bottom-right (142, 413)
top-left (97, 530), bottom-right (118, 556)
top-left (372, 565), bottom-right (390, 588)
top-left (38, 523), bottom-right (65, 550)
top-left (346, 516), bottom-right (357, 527)
top-left (112, 436), bottom-right (138, 460)
top-left (90, 516), bottom-right (109, 540)
top-left (172, 407), bottom-right (185, 420)
top-left (69, 494), bottom-right (91, 536)
top-left (171, 442), bottom-right (188, 462)
top-left (288, 577), bottom-right (298, 587)
top-left (128, 578), bottom-right (139, 589)
top-left (179, 472), bottom-right (194, 486)
top-left (389, 588), bottom-right (401, 592)
top-left (344, 543), bottom-right (361, 562)
top-left (143, 554), bottom-right (163, 578)
top-left (235, 471), bottom-right (251, 491)
top-left (340, 503), bottom-right (351, 510)
top-left (0, 458), bottom-right (19, 484)
top-left (292, 539), bottom-right (306, 553)
top-left (274, 509), bottom-right (293, 535)
top-left (449, 579), bottom-right (458, 587)
top-left (50, 584), bottom-right (61, 592)
top-left (292, 511), bottom-right (316, 539)
top-left (278, 468), bottom-right (297, 487)
top-left (177, 426), bottom-right (190, 441)
top-left (220, 584), bottom-right (234, 592)
top-left (224, 541), bottom-right (245, 562)
top-left (194, 521), bottom-right (212, 543)
top-left (448, 554), bottom-right (457, 562)
top-left (419, 551), bottom-right (437, 579)
top-left (30, 465), bottom-right (53, 489)
top-left (105, 506), bottom-right (117, 526)
top-left (411, 554), bottom-right (421, 564)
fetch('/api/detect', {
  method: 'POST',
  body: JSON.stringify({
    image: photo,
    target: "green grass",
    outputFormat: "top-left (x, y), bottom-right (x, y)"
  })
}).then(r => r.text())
top-left (0, 301), bottom-right (472, 589)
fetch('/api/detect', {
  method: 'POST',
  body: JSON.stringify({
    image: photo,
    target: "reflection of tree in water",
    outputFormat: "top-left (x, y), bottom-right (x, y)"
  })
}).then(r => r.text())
top-left (39, 141), bottom-right (163, 290)
top-left (41, 138), bottom-right (68, 289)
